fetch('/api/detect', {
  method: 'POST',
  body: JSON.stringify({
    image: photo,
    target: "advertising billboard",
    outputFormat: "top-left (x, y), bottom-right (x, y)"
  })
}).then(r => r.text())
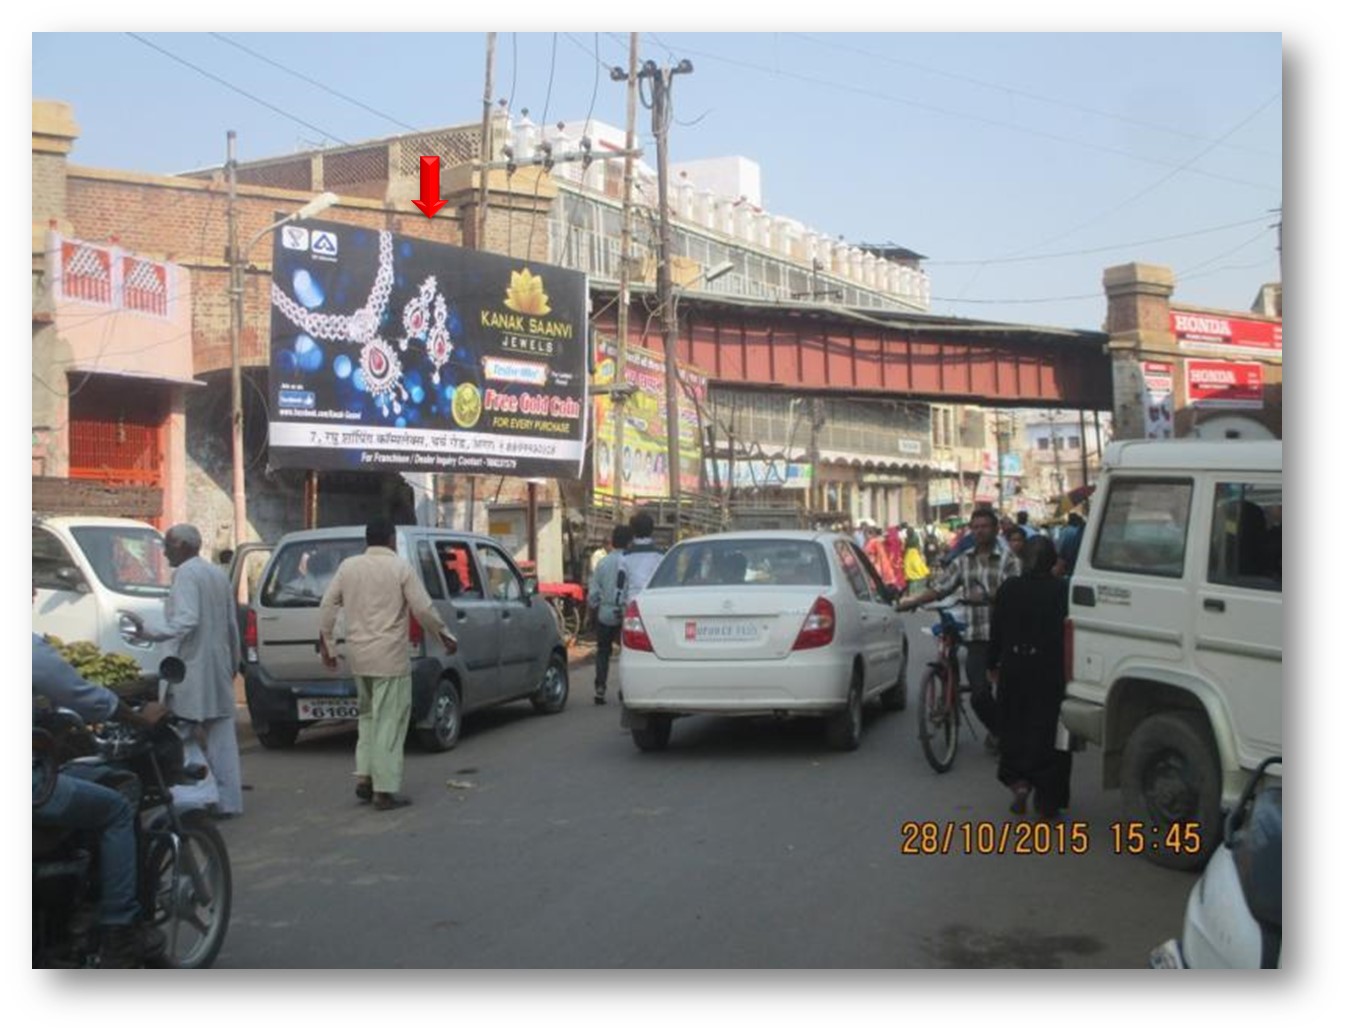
top-left (1171, 309), bottom-right (1281, 356)
top-left (1142, 360), bottom-right (1175, 438)
top-left (267, 219), bottom-right (588, 479)
top-left (591, 338), bottom-right (705, 503)
top-left (1184, 358), bottom-right (1265, 409)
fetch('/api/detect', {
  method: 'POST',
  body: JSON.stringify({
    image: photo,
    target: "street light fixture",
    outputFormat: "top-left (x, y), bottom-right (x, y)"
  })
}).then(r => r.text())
top-left (664, 259), bottom-right (735, 538)
top-left (227, 129), bottom-right (338, 549)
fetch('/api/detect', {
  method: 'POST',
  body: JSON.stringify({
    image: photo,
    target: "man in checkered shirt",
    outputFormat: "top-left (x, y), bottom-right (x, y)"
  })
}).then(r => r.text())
top-left (900, 507), bottom-right (1021, 749)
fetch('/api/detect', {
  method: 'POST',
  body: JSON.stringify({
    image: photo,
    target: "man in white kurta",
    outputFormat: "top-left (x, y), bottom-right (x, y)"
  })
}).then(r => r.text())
top-left (132, 524), bottom-right (244, 817)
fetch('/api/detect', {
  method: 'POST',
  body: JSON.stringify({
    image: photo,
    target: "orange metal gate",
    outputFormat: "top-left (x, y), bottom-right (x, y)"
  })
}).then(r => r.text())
top-left (66, 375), bottom-right (167, 522)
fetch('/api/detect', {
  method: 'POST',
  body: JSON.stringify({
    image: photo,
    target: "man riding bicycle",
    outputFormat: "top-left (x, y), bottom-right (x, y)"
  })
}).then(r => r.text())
top-left (898, 507), bottom-right (1021, 751)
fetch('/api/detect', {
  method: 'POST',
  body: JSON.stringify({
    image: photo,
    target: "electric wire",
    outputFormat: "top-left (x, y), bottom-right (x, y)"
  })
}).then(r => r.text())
top-left (525, 33), bottom-right (559, 262)
top-left (644, 33), bottom-right (1276, 192)
top-left (1177, 226), bottom-right (1277, 280)
top-left (790, 32), bottom-right (1276, 161)
top-left (926, 214), bottom-right (1274, 266)
top-left (948, 92), bottom-right (1281, 304)
top-left (124, 33), bottom-right (350, 147)
top-left (207, 33), bottom-right (421, 133)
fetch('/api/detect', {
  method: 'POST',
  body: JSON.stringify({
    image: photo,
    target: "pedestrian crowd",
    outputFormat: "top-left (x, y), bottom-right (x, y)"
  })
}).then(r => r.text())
top-left (898, 505), bottom-right (1087, 820)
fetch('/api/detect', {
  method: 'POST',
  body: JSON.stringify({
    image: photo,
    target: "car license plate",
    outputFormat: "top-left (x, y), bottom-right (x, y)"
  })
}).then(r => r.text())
top-left (297, 698), bottom-right (359, 721)
top-left (1148, 939), bottom-right (1186, 969)
top-left (686, 620), bottom-right (758, 642)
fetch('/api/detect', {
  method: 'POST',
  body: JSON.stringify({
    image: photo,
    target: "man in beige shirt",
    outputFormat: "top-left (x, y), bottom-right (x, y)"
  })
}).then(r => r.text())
top-left (318, 518), bottom-right (457, 811)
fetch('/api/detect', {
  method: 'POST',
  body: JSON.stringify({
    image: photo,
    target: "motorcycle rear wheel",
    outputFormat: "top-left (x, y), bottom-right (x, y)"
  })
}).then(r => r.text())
top-left (144, 811), bottom-right (232, 968)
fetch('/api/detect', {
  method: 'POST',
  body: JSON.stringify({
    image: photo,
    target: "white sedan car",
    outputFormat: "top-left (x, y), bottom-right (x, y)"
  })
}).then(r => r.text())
top-left (618, 530), bottom-right (909, 752)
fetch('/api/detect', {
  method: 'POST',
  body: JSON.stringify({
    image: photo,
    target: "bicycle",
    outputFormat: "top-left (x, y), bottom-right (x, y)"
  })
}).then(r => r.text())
top-left (547, 593), bottom-right (586, 642)
top-left (916, 601), bottom-right (983, 773)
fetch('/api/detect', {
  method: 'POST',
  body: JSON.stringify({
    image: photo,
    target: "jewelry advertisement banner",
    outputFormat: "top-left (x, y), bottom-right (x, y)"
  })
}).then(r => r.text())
top-left (268, 219), bottom-right (589, 478)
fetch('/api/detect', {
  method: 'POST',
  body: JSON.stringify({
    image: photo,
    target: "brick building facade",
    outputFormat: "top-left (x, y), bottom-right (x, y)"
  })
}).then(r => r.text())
top-left (33, 100), bottom-right (566, 557)
top-left (1103, 262), bottom-right (1282, 443)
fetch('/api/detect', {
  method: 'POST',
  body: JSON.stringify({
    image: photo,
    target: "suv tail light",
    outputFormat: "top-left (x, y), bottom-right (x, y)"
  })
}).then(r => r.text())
top-left (622, 601), bottom-right (653, 652)
top-left (409, 615), bottom-right (425, 657)
top-left (792, 596), bottom-right (836, 651)
top-left (1063, 617), bottom-right (1074, 681)
top-left (244, 608), bottom-right (258, 664)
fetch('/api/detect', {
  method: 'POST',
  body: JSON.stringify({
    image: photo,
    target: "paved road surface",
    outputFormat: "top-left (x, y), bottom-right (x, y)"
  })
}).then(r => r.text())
top-left (215, 634), bottom-right (1196, 968)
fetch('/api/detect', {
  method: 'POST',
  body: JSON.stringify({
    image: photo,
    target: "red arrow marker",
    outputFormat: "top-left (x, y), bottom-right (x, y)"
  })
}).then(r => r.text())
top-left (412, 156), bottom-right (447, 218)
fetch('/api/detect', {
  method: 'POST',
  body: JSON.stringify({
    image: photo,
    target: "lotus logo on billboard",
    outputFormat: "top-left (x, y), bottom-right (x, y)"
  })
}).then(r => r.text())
top-left (267, 220), bottom-right (588, 479)
top-left (504, 268), bottom-right (550, 315)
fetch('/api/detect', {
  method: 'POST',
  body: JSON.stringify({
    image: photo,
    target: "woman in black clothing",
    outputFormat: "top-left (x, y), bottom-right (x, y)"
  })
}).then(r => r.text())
top-left (987, 535), bottom-right (1072, 818)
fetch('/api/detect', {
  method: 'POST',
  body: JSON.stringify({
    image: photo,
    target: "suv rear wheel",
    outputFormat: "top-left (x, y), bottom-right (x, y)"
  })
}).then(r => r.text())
top-left (1121, 710), bottom-right (1222, 871)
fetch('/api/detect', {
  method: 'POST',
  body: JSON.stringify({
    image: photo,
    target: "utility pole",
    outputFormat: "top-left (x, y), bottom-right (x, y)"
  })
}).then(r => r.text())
top-left (609, 33), bottom-right (640, 525)
top-left (226, 131), bottom-right (246, 550)
top-left (1078, 408), bottom-right (1090, 494)
top-left (641, 57), bottom-right (694, 540)
top-left (463, 33), bottom-right (497, 532)
top-left (807, 398), bottom-right (823, 519)
top-left (477, 33), bottom-right (495, 248)
top-left (1049, 409), bottom-right (1063, 509)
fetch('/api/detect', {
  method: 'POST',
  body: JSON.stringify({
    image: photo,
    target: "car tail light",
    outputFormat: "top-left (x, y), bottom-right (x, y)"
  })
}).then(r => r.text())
top-left (792, 596), bottom-right (836, 651)
top-left (409, 615), bottom-right (425, 657)
top-left (1063, 618), bottom-right (1074, 681)
top-left (244, 608), bottom-right (258, 664)
top-left (622, 601), bottom-right (653, 652)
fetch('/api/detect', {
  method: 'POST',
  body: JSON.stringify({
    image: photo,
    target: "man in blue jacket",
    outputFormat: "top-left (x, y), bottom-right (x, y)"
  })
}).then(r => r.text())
top-left (588, 524), bottom-right (632, 705)
top-left (33, 631), bottom-right (166, 966)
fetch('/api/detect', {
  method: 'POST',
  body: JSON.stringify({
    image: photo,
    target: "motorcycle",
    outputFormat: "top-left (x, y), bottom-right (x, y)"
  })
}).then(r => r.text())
top-left (33, 657), bottom-right (233, 968)
top-left (1150, 756), bottom-right (1282, 969)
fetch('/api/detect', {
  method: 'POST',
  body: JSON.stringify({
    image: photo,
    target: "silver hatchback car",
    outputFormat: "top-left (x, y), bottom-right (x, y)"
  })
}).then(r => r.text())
top-left (242, 525), bottom-right (568, 750)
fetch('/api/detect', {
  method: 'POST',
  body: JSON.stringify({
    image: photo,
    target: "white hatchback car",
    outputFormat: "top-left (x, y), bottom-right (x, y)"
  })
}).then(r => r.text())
top-left (618, 530), bottom-right (909, 752)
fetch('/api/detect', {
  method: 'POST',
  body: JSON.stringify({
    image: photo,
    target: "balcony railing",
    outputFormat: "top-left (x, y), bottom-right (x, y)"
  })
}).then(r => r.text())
top-left (548, 185), bottom-right (929, 314)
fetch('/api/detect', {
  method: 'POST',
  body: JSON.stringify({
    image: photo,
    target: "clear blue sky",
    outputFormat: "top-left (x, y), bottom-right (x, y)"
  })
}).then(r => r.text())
top-left (31, 30), bottom-right (1282, 332)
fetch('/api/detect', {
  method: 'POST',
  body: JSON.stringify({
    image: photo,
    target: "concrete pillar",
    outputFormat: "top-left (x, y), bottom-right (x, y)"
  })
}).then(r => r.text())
top-left (165, 386), bottom-right (189, 526)
top-left (1103, 262), bottom-right (1175, 441)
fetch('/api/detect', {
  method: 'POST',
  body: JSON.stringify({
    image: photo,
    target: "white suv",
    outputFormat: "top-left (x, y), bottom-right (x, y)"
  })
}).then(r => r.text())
top-left (32, 515), bottom-right (171, 674)
top-left (1062, 439), bottom-right (1281, 869)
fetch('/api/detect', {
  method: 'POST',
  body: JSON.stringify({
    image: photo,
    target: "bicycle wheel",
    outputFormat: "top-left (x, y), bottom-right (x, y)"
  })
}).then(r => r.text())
top-left (918, 664), bottom-right (959, 773)
top-left (549, 598), bottom-right (581, 641)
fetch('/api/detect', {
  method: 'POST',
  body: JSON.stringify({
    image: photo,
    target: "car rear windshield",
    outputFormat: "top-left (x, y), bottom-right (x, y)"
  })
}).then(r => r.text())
top-left (68, 526), bottom-right (171, 596)
top-left (1091, 479), bottom-right (1193, 578)
top-left (260, 538), bottom-right (366, 607)
top-left (648, 539), bottom-right (830, 589)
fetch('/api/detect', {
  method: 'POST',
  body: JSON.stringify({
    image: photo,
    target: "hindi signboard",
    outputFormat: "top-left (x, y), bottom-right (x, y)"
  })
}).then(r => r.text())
top-left (267, 220), bottom-right (588, 479)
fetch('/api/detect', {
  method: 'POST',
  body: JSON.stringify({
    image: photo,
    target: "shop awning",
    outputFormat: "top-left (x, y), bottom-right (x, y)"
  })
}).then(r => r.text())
top-left (68, 367), bottom-right (208, 389)
top-left (816, 448), bottom-right (957, 474)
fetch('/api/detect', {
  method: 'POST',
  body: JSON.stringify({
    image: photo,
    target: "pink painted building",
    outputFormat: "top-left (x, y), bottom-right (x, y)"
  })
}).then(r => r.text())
top-left (33, 226), bottom-right (200, 527)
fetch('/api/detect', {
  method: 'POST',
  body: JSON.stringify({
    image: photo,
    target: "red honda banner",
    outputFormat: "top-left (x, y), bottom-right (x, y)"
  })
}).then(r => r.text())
top-left (1171, 309), bottom-right (1281, 354)
top-left (1184, 359), bottom-right (1264, 409)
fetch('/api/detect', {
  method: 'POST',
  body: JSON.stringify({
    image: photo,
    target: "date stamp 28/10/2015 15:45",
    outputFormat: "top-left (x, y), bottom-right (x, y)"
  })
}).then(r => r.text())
top-left (897, 820), bottom-right (1205, 858)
